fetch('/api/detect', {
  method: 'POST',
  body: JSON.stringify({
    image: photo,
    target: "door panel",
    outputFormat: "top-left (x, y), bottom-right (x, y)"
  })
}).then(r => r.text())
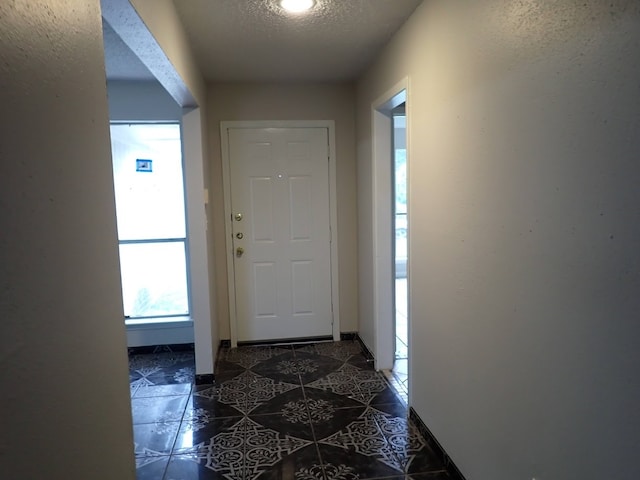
top-left (289, 176), bottom-right (312, 240)
top-left (228, 127), bottom-right (332, 341)
top-left (291, 260), bottom-right (313, 314)
top-left (254, 262), bottom-right (277, 317)
top-left (249, 177), bottom-right (275, 242)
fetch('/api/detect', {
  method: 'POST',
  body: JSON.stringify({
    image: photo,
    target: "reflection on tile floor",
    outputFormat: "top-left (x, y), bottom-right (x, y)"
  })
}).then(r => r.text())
top-left (392, 278), bottom-right (409, 401)
top-left (130, 341), bottom-right (452, 480)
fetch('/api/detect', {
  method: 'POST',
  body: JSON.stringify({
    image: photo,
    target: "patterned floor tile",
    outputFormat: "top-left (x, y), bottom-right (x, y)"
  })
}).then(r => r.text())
top-left (243, 416), bottom-right (312, 479)
top-left (173, 416), bottom-right (244, 455)
top-left (188, 388), bottom-right (244, 419)
top-left (169, 416), bottom-right (313, 480)
top-left (372, 409), bottom-right (444, 474)
top-left (369, 383), bottom-right (406, 408)
top-left (164, 453), bottom-right (240, 480)
top-left (215, 358), bottom-right (247, 374)
top-left (365, 473), bottom-right (451, 480)
top-left (219, 345), bottom-right (292, 370)
top-left (129, 352), bottom-right (195, 384)
top-left (249, 386), bottom-right (307, 416)
top-left (129, 341), bottom-right (451, 480)
top-left (307, 363), bottom-right (388, 403)
top-left (372, 400), bottom-right (408, 419)
top-left (402, 443), bottom-right (446, 475)
top-left (133, 422), bottom-right (180, 457)
top-left (254, 444), bottom-right (322, 480)
top-left (198, 370), bottom-right (299, 415)
top-left (249, 410), bottom-right (315, 442)
top-left (296, 340), bottom-right (362, 362)
top-left (243, 371), bottom-right (300, 414)
top-left (133, 383), bottom-right (192, 398)
top-left (129, 351), bottom-right (193, 371)
top-left (316, 443), bottom-right (402, 479)
top-left (135, 454), bottom-right (170, 480)
top-left (299, 387), bottom-right (366, 441)
top-left (251, 351), bottom-right (343, 385)
top-left (321, 407), bottom-right (403, 472)
top-left (171, 417), bottom-right (247, 479)
top-left (206, 367), bottom-right (246, 385)
top-left (383, 369), bottom-right (409, 405)
top-left (406, 472), bottom-right (452, 479)
top-left (346, 353), bottom-right (376, 371)
top-left (303, 385), bottom-right (365, 410)
top-left (130, 366), bottom-right (163, 389)
top-left (131, 394), bottom-right (189, 425)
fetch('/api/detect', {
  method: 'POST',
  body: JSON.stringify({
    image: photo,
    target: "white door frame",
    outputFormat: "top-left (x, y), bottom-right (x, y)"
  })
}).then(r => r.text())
top-left (220, 120), bottom-right (340, 347)
top-left (372, 79), bottom-right (409, 371)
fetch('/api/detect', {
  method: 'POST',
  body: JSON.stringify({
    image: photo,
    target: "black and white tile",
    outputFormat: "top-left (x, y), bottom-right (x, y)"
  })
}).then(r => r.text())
top-left (129, 340), bottom-right (456, 480)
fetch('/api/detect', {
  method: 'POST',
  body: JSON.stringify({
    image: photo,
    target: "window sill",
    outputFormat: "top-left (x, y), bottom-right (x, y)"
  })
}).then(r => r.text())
top-left (125, 316), bottom-right (193, 329)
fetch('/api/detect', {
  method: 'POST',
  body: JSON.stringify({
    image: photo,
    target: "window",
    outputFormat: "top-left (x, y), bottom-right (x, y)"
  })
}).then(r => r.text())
top-left (110, 124), bottom-right (190, 321)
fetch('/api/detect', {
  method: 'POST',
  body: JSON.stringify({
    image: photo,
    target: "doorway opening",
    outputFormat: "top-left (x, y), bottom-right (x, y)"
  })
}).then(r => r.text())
top-left (371, 79), bottom-right (409, 402)
top-left (392, 105), bottom-right (408, 400)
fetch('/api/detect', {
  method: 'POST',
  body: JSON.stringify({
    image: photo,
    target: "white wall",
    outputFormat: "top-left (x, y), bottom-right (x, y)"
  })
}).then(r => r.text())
top-left (107, 80), bottom-right (182, 121)
top-left (0, 1), bottom-right (135, 478)
top-left (357, 1), bottom-right (640, 479)
top-left (207, 83), bottom-right (358, 340)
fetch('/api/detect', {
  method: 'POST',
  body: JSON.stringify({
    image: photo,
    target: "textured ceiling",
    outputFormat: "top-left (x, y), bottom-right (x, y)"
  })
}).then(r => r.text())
top-left (173, 0), bottom-right (423, 82)
top-left (103, 0), bottom-right (423, 83)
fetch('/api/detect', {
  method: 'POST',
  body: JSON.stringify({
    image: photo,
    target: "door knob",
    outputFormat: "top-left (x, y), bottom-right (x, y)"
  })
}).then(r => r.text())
top-left (236, 247), bottom-right (244, 258)
top-left (234, 213), bottom-right (243, 221)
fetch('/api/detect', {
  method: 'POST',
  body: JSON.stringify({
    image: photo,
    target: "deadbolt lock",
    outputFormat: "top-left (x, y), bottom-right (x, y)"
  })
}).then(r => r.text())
top-left (236, 232), bottom-right (244, 239)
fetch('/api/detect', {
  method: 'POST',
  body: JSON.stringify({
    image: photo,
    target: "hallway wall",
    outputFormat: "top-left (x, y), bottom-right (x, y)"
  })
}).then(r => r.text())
top-left (107, 80), bottom-right (182, 121)
top-left (1, 1), bottom-right (135, 477)
top-left (357, 1), bottom-right (640, 479)
top-left (125, 0), bottom-right (216, 372)
top-left (207, 83), bottom-right (358, 340)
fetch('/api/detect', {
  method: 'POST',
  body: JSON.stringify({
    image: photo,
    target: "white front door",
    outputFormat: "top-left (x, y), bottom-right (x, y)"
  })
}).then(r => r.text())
top-left (227, 127), bottom-right (333, 342)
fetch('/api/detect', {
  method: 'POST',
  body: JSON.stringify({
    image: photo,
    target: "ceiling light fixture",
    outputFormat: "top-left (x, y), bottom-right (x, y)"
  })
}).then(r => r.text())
top-left (280, 0), bottom-right (315, 13)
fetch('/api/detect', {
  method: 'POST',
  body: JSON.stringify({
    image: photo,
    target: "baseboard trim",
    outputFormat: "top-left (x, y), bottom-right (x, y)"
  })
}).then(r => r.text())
top-left (221, 334), bottom-right (366, 348)
top-left (353, 333), bottom-right (375, 362)
top-left (128, 343), bottom-right (195, 355)
top-left (237, 335), bottom-right (333, 346)
top-left (340, 332), bottom-right (357, 341)
top-left (195, 373), bottom-right (215, 385)
top-left (409, 407), bottom-right (466, 480)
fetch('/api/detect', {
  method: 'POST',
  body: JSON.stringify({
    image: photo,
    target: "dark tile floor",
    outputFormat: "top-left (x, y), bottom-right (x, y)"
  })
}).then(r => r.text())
top-left (129, 341), bottom-right (451, 480)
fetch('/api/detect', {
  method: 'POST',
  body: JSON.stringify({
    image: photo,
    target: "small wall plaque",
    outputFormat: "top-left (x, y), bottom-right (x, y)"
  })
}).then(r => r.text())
top-left (136, 159), bottom-right (153, 172)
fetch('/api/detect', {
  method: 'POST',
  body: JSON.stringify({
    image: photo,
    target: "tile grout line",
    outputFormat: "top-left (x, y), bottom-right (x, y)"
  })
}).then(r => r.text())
top-left (298, 369), bottom-right (330, 480)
